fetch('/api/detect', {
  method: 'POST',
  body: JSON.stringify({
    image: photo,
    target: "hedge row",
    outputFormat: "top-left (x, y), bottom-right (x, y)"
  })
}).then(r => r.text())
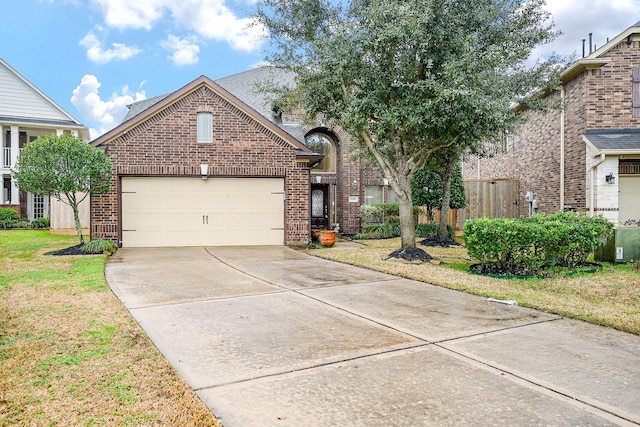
top-left (463, 212), bottom-right (613, 273)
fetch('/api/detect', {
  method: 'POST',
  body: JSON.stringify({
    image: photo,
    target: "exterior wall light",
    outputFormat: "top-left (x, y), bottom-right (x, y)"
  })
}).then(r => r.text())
top-left (606, 172), bottom-right (615, 184)
top-left (200, 164), bottom-right (209, 180)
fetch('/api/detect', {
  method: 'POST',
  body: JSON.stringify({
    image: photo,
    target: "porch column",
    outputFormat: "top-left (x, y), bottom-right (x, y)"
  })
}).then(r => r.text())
top-left (10, 126), bottom-right (19, 204)
top-left (0, 125), bottom-right (4, 167)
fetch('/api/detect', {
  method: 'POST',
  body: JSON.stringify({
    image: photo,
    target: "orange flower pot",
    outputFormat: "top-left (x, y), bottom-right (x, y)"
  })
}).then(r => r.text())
top-left (319, 230), bottom-right (336, 247)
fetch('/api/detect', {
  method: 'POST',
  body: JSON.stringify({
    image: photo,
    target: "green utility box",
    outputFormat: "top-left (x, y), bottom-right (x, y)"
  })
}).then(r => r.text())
top-left (595, 227), bottom-right (640, 263)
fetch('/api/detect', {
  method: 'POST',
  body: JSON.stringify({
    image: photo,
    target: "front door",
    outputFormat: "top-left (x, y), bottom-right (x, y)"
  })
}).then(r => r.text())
top-left (311, 184), bottom-right (329, 230)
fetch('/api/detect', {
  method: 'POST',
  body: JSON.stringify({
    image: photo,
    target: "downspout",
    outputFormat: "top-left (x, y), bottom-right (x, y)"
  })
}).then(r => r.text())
top-left (590, 153), bottom-right (606, 216)
top-left (560, 87), bottom-right (565, 209)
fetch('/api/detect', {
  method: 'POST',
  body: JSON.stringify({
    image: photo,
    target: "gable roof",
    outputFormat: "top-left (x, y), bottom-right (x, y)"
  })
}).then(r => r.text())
top-left (122, 67), bottom-right (307, 141)
top-left (216, 67), bottom-right (306, 143)
top-left (584, 129), bottom-right (640, 155)
top-left (0, 58), bottom-right (89, 140)
top-left (122, 94), bottom-right (168, 122)
top-left (561, 20), bottom-right (640, 83)
top-left (91, 74), bottom-right (322, 164)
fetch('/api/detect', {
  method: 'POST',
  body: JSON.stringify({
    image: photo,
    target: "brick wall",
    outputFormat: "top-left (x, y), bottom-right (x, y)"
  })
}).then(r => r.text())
top-left (299, 123), bottom-right (378, 235)
top-left (91, 85), bottom-right (311, 245)
top-left (463, 38), bottom-right (640, 217)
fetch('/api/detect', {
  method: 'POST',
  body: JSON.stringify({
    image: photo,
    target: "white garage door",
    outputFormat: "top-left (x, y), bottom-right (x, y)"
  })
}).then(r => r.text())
top-left (619, 176), bottom-right (640, 224)
top-left (121, 177), bottom-right (285, 247)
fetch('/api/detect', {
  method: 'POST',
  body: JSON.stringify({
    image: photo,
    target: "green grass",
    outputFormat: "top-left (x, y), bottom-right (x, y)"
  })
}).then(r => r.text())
top-left (0, 230), bottom-right (221, 426)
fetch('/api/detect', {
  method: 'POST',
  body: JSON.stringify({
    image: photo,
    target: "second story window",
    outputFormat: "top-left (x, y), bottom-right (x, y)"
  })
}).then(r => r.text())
top-left (197, 112), bottom-right (213, 142)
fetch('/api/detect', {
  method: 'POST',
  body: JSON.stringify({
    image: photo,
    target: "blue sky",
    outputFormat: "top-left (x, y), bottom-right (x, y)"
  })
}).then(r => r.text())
top-left (1, 0), bottom-right (639, 140)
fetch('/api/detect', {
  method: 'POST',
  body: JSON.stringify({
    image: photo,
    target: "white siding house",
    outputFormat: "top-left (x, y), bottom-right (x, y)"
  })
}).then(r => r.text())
top-left (0, 58), bottom-right (90, 231)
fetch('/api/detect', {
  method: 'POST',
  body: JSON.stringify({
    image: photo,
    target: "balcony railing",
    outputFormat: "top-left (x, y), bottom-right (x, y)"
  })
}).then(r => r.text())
top-left (2, 147), bottom-right (10, 168)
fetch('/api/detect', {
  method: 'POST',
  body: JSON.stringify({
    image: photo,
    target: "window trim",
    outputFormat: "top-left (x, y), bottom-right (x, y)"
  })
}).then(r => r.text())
top-left (197, 112), bottom-right (213, 143)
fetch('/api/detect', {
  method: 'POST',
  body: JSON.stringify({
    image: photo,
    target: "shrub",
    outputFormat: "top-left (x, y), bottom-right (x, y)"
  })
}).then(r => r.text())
top-left (360, 203), bottom-right (422, 225)
top-left (416, 223), bottom-right (454, 239)
top-left (359, 204), bottom-right (383, 225)
top-left (464, 212), bottom-right (613, 274)
top-left (0, 219), bottom-right (31, 229)
top-left (0, 207), bottom-right (18, 222)
top-left (80, 239), bottom-right (117, 255)
top-left (354, 222), bottom-right (402, 239)
top-left (30, 217), bottom-right (50, 229)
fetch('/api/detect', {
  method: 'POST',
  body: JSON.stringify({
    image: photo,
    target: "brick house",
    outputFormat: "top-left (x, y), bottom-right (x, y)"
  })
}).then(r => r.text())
top-left (90, 69), bottom-right (389, 247)
top-left (0, 57), bottom-right (91, 231)
top-left (463, 21), bottom-right (640, 225)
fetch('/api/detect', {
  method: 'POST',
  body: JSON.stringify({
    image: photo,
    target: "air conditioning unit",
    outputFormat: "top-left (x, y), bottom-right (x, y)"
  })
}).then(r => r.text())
top-left (595, 227), bottom-right (640, 263)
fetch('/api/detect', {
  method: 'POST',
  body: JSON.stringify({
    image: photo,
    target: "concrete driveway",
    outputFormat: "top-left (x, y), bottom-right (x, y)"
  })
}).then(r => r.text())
top-left (105, 246), bottom-right (640, 426)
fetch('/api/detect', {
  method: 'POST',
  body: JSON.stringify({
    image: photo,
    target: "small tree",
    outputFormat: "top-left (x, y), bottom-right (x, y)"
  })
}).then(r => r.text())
top-left (12, 134), bottom-right (112, 244)
top-left (412, 155), bottom-right (466, 223)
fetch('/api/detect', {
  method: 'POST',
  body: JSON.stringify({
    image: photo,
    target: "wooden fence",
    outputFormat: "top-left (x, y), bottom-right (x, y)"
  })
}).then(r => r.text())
top-left (426, 179), bottom-right (519, 232)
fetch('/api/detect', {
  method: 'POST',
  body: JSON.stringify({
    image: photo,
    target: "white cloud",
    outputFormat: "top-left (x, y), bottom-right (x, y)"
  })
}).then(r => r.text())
top-left (80, 28), bottom-right (142, 64)
top-left (534, 0), bottom-right (640, 61)
top-left (91, 0), bottom-right (266, 53)
top-left (161, 34), bottom-right (201, 66)
top-left (92, 0), bottom-right (166, 30)
top-left (71, 74), bottom-right (147, 139)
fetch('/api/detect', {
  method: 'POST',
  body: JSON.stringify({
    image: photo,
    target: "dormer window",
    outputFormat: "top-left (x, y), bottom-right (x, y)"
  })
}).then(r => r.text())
top-left (197, 112), bottom-right (213, 142)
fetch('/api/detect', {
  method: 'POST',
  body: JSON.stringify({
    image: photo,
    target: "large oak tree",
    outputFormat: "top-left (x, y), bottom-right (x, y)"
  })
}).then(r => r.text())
top-left (255, 0), bottom-right (563, 251)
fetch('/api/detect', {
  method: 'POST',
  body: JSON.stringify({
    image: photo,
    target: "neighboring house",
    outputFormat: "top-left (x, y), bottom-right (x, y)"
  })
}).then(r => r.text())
top-left (90, 68), bottom-right (391, 247)
top-left (0, 58), bottom-right (91, 231)
top-left (463, 21), bottom-right (640, 225)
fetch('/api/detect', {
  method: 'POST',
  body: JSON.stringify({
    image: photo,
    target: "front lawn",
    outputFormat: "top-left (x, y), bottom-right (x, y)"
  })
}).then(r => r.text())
top-left (305, 238), bottom-right (640, 335)
top-left (0, 230), bottom-right (220, 426)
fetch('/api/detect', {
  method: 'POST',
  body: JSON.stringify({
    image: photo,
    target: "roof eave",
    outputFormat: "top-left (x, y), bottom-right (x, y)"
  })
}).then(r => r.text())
top-left (583, 134), bottom-right (640, 157)
top-left (0, 58), bottom-right (87, 127)
top-left (560, 58), bottom-right (610, 83)
top-left (296, 151), bottom-right (325, 168)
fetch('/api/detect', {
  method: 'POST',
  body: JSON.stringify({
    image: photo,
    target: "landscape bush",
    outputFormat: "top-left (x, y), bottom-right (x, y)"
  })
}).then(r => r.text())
top-left (357, 203), bottom-right (425, 239)
top-left (30, 217), bottom-right (50, 228)
top-left (0, 207), bottom-right (19, 223)
top-left (0, 216), bottom-right (50, 229)
top-left (415, 223), bottom-right (454, 239)
top-left (0, 219), bottom-right (32, 229)
top-left (464, 212), bottom-right (613, 274)
top-left (80, 239), bottom-right (117, 255)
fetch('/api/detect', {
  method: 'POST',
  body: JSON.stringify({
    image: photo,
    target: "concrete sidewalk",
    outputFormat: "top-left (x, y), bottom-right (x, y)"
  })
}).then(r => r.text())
top-left (105, 246), bottom-right (640, 426)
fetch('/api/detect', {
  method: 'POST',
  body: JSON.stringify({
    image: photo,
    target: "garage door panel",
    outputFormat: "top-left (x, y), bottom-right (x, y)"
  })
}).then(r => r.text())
top-left (121, 177), bottom-right (285, 247)
top-left (619, 176), bottom-right (640, 224)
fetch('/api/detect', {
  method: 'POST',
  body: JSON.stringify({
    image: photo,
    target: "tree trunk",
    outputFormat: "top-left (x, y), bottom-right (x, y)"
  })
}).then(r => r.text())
top-left (438, 152), bottom-right (455, 239)
top-left (397, 177), bottom-right (416, 248)
top-left (73, 204), bottom-right (84, 245)
top-left (66, 192), bottom-right (85, 245)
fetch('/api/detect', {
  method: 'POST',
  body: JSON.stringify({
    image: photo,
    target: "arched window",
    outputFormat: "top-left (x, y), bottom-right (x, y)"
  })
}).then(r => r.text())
top-left (305, 132), bottom-right (336, 173)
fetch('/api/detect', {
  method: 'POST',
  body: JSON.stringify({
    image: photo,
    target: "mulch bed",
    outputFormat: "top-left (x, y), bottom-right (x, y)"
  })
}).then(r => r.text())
top-left (470, 262), bottom-right (603, 278)
top-left (387, 247), bottom-right (434, 262)
top-left (419, 236), bottom-right (461, 248)
top-left (46, 244), bottom-right (88, 256)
